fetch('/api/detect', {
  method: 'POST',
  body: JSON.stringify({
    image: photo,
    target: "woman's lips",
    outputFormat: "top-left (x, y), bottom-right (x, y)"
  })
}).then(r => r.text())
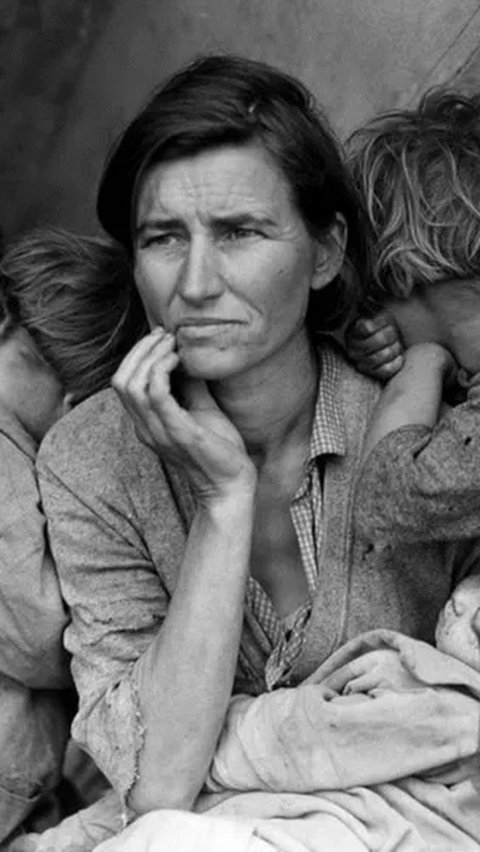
top-left (175, 319), bottom-right (241, 338)
top-left (177, 318), bottom-right (238, 327)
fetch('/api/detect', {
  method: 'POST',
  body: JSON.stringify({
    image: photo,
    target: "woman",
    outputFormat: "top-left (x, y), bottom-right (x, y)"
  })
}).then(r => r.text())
top-left (36, 57), bottom-right (480, 838)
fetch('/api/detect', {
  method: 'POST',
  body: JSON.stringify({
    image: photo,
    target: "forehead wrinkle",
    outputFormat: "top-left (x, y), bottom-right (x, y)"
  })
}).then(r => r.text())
top-left (137, 152), bottom-right (290, 226)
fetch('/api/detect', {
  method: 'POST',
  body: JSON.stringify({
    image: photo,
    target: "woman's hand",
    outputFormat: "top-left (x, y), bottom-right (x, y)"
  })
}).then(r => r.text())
top-left (345, 312), bottom-right (404, 381)
top-left (322, 650), bottom-right (422, 696)
top-left (112, 328), bottom-right (256, 503)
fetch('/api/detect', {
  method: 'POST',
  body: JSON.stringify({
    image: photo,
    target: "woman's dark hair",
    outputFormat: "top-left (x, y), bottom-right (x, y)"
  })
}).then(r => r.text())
top-left (97, 54), bottom-right (370, 331)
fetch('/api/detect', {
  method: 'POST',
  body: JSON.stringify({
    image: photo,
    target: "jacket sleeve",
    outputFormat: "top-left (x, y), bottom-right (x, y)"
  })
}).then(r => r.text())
top-left (0, 674), bottom-right (69, 842)
top-left (0, 434), bottom-right (70, 689)
top-left (355, 399), bottom-right (480, 543)
top-left (36, 416), bottom-right (181, 806)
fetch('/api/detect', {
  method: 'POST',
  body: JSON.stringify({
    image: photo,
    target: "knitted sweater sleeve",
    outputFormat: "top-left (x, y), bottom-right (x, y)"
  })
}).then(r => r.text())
top-left (355, 399), bottom-right (480, 542)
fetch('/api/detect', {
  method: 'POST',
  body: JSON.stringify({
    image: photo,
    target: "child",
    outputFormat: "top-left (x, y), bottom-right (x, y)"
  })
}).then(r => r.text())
top-left (0, 228), bottom-right (145, 846)
top-left (343, 90), bottom-right (480, 543)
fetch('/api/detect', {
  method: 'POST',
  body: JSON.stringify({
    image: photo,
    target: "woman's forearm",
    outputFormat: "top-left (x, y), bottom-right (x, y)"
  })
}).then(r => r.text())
top-left (129, 488), bottom-right (255, 815)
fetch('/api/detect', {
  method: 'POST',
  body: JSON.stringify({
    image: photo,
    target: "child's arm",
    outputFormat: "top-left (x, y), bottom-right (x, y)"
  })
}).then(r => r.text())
top-left (0, 434), bottom-right (71, 689)
top-left (362, 342), bottom-right (454, 461)
top-left (355, 344), bottom-right (480, 542)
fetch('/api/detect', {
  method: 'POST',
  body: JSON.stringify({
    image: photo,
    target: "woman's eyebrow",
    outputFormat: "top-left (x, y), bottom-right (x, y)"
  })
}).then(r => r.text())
top-left (210, 212), bottom-right (276, 228)
top-left (135, 217), bottom-right (184, 238)
top-left (135, 212), bottom-right (276, 238)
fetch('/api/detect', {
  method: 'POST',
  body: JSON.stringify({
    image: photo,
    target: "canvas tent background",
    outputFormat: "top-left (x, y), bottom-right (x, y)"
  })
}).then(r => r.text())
top-left (1, 0), bottom-right (480, 243)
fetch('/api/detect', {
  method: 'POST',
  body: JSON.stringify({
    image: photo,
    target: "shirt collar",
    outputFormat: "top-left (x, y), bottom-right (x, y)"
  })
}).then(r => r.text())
top-left (308, 342), bottom-right (346, 462)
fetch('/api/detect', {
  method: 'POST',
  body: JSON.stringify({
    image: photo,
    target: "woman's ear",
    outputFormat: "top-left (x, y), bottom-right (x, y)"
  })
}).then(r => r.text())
top-left (311, 213), bottom-right (347, 292)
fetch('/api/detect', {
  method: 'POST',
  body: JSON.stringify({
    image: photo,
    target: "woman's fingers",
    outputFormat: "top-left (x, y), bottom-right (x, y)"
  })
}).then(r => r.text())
top-left (147, 366), bottom-right (202, 443)
top-left (321, 661), bottom-right (360, 694)
top-left (112, 330), bottom-right (253, 491)
top-left (112, 328), bottom-right (185, 450)
top-left (113, 330), bottom-right (177, 402)
top-left (112, 326), bottom-right (167, 387)
top-left (343, 672), bottom-right (375, 695)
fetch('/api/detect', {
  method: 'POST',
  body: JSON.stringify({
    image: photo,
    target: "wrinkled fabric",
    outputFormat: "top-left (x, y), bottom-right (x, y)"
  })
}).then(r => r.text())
top-left (36, 346), bottom-right (480, 805)
top-left (91, 631), bottom-right (480, 852)
top-left (0, 405), bottom-right (70, 688)
top-left (355, 388), bottom-right (480, 543)
top-left (0, 676), bottom-right (68, 844)
top-left (203, 630), bottom-right (480, 850)
top-left (0, 406), bottom-right (71, 843)
top-left (9, 791), bottom-right (124, 852)
top-left (94, 805), bottom-right (368, 852)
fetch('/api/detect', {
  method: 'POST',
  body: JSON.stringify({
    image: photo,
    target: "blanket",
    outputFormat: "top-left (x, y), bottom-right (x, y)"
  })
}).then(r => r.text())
top-left (18, 630), bottom-right (480, 851)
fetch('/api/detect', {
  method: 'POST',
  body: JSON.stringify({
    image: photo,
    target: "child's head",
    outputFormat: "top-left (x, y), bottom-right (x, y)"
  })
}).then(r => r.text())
top-left (0, 228), bottom-right (146, 440)
top-left (348, 90), bottom-right (480, 303)
top-left (435, 575), bottom-right (480, 670)
top-left (348, 91), bottom-right (480, 372)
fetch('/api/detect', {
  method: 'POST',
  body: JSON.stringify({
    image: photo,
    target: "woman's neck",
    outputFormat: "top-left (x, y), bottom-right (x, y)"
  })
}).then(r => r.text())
top-left (209, 333), bottom-right (320, 467)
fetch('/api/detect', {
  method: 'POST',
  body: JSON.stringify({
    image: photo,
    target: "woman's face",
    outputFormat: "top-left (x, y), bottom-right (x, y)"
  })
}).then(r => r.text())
top-left (133, 143), bottom-right (344, 381)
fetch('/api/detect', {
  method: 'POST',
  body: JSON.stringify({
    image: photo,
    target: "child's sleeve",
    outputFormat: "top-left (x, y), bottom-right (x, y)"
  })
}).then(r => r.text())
top-left (355, 399), bottom-right (480, 542)
top-left (0, 434), bottom-right (71, 689)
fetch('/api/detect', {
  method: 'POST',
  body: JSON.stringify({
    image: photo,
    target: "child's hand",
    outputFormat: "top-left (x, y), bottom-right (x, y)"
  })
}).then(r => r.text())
top-left (345, 312), bottom-right (404, 381)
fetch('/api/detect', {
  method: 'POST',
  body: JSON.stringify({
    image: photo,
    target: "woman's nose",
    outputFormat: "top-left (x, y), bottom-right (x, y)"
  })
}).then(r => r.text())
top-left (177, 238), bottom-right (223, 303)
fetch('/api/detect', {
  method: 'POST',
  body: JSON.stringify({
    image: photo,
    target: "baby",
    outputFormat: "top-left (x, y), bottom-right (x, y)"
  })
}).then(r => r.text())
top-left (331, 573), bottom-right (480, 699)
top-left (435, 574), bottom-right (480, 670)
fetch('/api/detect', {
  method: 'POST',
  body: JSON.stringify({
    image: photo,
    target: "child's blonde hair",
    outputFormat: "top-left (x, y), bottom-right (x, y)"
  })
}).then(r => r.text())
top-left (0, 228), bottom-right (147, 404)
top-left (348, 90), bottom-right (480, 304)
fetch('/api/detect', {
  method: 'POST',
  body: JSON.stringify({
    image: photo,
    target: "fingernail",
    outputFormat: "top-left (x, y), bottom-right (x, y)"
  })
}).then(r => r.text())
top-left (356, 318), bottom-right (373, 334)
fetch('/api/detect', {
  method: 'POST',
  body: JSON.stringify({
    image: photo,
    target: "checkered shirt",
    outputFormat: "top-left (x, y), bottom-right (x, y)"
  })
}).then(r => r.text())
top-left (245, 346), bottom-right (346, 690)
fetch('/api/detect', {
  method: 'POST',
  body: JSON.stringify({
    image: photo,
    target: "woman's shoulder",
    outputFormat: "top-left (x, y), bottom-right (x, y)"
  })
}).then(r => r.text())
top-left (37, 387), bottom-right (193, 546)
top-left (37, 387), bottom-right (143, 476)
top-left (320, 336), bottom-right (382, 397)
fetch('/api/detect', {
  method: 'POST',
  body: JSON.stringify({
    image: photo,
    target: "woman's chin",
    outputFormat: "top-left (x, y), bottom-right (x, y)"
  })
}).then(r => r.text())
top-left (178, 348), bottom-right (243, 382)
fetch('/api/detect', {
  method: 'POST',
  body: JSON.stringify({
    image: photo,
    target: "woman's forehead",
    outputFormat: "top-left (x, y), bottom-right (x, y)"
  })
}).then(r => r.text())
top-left (135, 143), bottom-right (293, 222)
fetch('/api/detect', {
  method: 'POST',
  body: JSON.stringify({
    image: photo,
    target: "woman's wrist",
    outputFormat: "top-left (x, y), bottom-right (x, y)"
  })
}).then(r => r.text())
top-left (195, 475), bottom-right (257, 519)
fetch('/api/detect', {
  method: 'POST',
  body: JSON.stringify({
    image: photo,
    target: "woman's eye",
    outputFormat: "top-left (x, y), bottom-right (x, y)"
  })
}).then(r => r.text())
top-left (142, 233), bottom-right (183, 248)
top-left (224, 227), bottom-right (259, 241)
